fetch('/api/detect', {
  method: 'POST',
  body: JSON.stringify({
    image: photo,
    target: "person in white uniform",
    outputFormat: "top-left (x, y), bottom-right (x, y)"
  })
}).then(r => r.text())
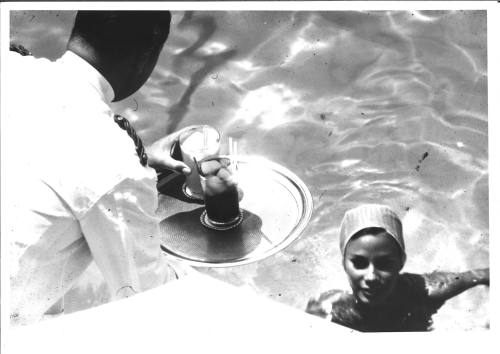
top-left (5, 11), bottom-right (194, 326)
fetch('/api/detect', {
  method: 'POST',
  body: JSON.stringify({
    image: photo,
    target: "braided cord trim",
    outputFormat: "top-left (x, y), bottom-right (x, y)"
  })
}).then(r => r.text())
top-left (113, 114), bottom-right (148, 166)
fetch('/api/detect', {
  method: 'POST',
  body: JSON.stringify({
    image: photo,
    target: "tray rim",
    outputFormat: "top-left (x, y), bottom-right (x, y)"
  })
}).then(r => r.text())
top-left (160, 155), bottom-right (313, 267)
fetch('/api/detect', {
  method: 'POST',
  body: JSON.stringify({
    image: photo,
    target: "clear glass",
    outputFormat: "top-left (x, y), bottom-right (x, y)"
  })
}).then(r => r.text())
top-left (179, 126), bottom-right (221, 200)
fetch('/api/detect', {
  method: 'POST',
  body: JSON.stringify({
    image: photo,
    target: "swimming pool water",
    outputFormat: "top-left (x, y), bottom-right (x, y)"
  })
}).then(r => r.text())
top-left (10, 9), bottom-right (488, 330)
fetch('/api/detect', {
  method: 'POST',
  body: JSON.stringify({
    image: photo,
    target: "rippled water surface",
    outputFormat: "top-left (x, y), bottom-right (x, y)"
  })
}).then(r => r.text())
top-left (10, 10), bottom-right (488, 330)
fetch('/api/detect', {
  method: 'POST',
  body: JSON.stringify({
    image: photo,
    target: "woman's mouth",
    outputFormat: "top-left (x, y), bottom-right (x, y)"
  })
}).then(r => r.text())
top-left (361, 288), bottom-right (380, 299)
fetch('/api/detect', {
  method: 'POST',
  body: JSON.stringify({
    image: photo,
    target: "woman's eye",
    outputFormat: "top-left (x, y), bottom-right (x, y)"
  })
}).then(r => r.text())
top-left (375, 258), bottom-right (397, 271)
top-left (351, 257), bottom-right (368, 269)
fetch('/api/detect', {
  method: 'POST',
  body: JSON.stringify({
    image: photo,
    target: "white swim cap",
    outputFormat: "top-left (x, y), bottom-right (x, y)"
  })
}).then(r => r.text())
top-left (339, 204), bottom-right (406, 265)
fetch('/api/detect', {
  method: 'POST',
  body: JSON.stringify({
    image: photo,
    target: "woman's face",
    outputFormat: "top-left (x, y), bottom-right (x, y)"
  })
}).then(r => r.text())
top-left (343, 231), bottom-right (403, 307)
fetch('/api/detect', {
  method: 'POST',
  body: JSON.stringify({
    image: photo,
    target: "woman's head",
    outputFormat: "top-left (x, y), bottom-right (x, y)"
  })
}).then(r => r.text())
top-left (339, 204), bottom-right (405, 307)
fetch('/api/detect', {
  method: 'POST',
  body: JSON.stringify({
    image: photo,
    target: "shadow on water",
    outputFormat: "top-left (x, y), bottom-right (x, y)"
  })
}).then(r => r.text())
top-left (166, 12), bottom-right (238, 133)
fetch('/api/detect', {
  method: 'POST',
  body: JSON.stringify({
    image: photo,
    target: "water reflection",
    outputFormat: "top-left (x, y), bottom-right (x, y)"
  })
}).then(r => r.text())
top-left (166, 12), bottom-right (238, 133)
top-left (10, 9), bottom-right (488, 330)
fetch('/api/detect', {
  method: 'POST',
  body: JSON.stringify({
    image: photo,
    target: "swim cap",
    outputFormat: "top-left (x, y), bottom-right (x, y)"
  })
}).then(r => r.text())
top-left (339, 204), bottom-right (406, 265)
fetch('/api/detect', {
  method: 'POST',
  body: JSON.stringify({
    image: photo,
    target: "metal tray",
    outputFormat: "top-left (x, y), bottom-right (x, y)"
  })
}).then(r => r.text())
top-left (156, 156), bottom-right (313, 267)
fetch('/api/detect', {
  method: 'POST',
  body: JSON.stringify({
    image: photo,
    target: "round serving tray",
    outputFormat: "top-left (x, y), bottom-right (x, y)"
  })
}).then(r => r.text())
top-left (156, 156), bottom-right (313, 267)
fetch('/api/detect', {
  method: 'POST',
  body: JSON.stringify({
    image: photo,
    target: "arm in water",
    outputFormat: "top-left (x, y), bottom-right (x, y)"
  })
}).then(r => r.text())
top-left (305, 290), bottom-right (344, 321)
top-left (424, 268), bottom-right (489, 303)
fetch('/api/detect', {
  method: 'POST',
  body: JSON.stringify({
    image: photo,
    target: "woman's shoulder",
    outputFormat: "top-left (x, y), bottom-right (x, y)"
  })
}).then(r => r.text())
top-left (398, 273), bottom-right (429, 294)
top-left (399, 271), bottom-right (457, 298)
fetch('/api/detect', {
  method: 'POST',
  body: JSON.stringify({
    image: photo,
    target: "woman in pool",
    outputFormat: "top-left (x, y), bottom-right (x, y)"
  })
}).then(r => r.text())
top-left (306, 204), bottom-right (489, 332)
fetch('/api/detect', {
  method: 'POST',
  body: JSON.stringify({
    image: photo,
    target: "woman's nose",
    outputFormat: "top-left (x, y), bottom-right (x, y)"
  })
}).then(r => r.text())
top-left (363, 265), bottom-right (380, 284)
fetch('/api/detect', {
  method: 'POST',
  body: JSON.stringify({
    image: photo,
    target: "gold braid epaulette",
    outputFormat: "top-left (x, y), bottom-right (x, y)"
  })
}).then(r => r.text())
top-left (113, 114), bottom-right (148, 166)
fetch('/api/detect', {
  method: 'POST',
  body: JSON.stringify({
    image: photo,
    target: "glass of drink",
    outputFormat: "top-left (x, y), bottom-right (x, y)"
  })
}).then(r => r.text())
top-left (179, 126), bottom-right (220, 200)
top-left (196, 156), bottom-right (243, 230)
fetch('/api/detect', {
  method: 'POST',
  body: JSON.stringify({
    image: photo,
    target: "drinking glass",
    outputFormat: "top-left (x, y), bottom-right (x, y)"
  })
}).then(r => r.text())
top-left (179, 126), bottom-right (220, 200)
top-left (197, 156), bottom-right (242, 230)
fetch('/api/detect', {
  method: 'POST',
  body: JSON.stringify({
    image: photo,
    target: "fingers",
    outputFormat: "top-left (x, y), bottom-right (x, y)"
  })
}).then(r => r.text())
top-left (148, 125), bottom-right (208, 174)
top-left (164, 125), bottom-right (209, 174)
top-left (167, 158), bottom-right (191, 175)
top-left (152, 150), bottom-right (191, 175)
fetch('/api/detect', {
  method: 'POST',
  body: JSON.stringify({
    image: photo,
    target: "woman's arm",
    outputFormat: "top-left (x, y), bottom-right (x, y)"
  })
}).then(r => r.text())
top-left (305, 290), bottom-right (346, 320)
top-left (424, 268), bottom-right (489, 303)
top-left (306, 296), bottom-right (332, 320)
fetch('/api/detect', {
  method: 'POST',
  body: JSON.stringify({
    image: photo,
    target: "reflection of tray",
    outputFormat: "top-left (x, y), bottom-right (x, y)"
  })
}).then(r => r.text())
top-left (156, 156), bottom-right (313, 267)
